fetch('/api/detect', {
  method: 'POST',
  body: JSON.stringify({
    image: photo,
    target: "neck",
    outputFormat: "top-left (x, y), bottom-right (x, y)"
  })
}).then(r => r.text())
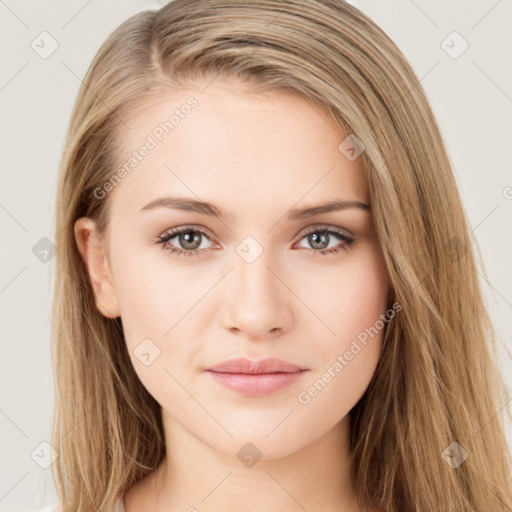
top-left (125, 412), bottom-right (363, 512)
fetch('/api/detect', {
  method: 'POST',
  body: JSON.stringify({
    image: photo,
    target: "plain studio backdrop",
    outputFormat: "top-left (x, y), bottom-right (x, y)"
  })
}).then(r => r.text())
top-left (1, 1), bottom-right (511, 510)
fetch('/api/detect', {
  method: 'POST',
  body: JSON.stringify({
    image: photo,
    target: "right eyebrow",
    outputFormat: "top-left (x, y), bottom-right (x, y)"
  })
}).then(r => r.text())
top-left (139, 196), bottom-right (231, 219)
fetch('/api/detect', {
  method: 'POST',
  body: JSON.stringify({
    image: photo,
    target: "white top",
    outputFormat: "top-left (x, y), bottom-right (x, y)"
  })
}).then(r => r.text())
top-left (36, 495), bottom-right (125, 512)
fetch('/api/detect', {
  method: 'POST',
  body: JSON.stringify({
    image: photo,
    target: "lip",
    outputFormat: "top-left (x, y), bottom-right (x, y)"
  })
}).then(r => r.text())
top-left (205, 357), bottom-right (309, 396)
top-left (207, 357), bottom-right (306, 374)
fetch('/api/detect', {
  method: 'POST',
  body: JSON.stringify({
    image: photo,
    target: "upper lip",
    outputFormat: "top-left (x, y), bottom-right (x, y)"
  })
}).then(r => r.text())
top-left (206, 357), bottom-right (307, 374)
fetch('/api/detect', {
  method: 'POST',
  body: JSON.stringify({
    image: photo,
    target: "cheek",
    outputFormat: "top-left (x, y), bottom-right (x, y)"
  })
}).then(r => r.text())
top-left (109, 235), bottom-right (198, 337)
top-left (108, 239), bottom-right (211, 393)
top-left (298, 243), bottom-right (389, 345)
top-left (295, 258), bottom-right (388, 418)
top-left (295, 245), bottom-right (388, 394)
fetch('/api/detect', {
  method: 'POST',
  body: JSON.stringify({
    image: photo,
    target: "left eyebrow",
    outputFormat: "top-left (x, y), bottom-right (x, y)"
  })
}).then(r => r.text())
top-left (138, 195), bottom-right (370, 221)
top-left (287, 199), bottom-right (370, 220)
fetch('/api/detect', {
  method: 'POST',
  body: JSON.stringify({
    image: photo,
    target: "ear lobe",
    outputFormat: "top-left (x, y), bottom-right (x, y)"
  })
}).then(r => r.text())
top-left (74, 217), bottom-right (121, 319)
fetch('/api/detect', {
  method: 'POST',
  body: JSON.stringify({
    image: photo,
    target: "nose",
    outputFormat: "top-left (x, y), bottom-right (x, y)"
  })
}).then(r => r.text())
top-left (221, 252), bottom-right (293, 340)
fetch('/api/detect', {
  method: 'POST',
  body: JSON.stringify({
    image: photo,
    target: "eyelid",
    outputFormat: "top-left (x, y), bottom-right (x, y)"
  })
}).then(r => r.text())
top-left (293, 223), bottom-right (354, 241)
top-left (156, 224), bottom-right (217, 242)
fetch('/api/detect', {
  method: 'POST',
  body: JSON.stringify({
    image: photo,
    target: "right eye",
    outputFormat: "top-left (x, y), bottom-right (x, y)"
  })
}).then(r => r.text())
top-left (156, 226), bottom-right (216, 258)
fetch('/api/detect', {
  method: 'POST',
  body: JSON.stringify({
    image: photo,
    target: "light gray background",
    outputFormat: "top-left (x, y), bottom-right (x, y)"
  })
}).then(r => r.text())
top-left (1, 1), bottom-right (511, 510)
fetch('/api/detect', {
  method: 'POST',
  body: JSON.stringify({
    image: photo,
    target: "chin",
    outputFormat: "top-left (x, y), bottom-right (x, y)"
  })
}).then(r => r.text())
top-left (204, 426), bottom-right (308, 462)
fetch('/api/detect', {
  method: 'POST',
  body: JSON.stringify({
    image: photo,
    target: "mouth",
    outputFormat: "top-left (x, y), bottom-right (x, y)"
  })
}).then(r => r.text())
top-left (205, 369), bottom-right (309, 396)
top-left (205, 357), bottom-right (310, 396)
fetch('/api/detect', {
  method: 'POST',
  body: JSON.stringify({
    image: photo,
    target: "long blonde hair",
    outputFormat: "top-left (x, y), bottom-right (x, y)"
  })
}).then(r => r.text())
top-left (51, 1), bottom-right (512, 510)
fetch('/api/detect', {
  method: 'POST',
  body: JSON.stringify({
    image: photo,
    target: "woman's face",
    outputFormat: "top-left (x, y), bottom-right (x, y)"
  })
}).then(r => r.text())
top-left (77, 78), bottom-right (390, 459)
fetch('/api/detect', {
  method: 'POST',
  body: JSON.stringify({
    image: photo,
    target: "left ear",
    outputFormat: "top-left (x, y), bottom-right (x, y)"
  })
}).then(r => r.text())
top-left (74, 217), bottom-right (121, 319)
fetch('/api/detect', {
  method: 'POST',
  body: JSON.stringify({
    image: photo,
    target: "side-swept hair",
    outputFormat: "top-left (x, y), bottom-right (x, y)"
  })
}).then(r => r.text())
top-left (52, 1), bottom-right (512, 510)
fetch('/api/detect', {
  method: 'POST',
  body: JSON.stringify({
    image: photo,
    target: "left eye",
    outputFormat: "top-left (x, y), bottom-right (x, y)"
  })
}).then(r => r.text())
top-left (294, 227), bottom-right (354, 255)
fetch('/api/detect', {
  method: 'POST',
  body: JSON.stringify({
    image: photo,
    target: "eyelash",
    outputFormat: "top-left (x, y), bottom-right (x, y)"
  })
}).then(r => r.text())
top-left (155, 224), bottom-right (355, 258)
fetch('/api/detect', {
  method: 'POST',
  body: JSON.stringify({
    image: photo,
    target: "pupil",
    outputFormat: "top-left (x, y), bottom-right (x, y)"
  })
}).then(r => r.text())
top-left (310, 232), bottom-right (328, 250)
top-left (181, 231), bottom-right (201, 250)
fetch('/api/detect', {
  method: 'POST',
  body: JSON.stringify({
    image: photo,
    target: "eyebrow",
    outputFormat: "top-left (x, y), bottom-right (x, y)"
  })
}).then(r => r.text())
top-left (138, 196), bottom-right (370, 221)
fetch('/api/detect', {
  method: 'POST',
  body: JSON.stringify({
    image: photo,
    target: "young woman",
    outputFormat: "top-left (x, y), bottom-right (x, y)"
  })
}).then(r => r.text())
top-left (43, 1), bottom-right (512, 511)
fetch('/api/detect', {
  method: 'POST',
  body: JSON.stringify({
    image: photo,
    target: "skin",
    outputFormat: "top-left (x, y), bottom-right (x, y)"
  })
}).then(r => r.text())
top-left (75, 78), bottom-right (389, 512)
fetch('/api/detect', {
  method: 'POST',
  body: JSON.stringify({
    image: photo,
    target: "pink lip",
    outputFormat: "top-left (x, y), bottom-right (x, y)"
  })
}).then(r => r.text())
top-left (205, 357), bottom-right (309, 396)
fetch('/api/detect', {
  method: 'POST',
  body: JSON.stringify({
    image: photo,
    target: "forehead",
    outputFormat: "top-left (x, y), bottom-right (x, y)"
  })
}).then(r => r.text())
top-left (109, 79), bottom-right (369, 219)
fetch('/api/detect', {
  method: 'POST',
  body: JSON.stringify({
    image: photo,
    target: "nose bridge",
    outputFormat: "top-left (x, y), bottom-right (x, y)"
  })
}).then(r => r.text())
top-left (235, 246), bottom-right (277, 299)
top-left (222, 239), bottom-right (293, 337)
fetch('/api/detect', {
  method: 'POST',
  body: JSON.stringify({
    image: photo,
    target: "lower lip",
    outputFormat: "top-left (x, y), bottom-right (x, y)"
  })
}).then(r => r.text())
top-left (205, 370), bottom-right (308, 396)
